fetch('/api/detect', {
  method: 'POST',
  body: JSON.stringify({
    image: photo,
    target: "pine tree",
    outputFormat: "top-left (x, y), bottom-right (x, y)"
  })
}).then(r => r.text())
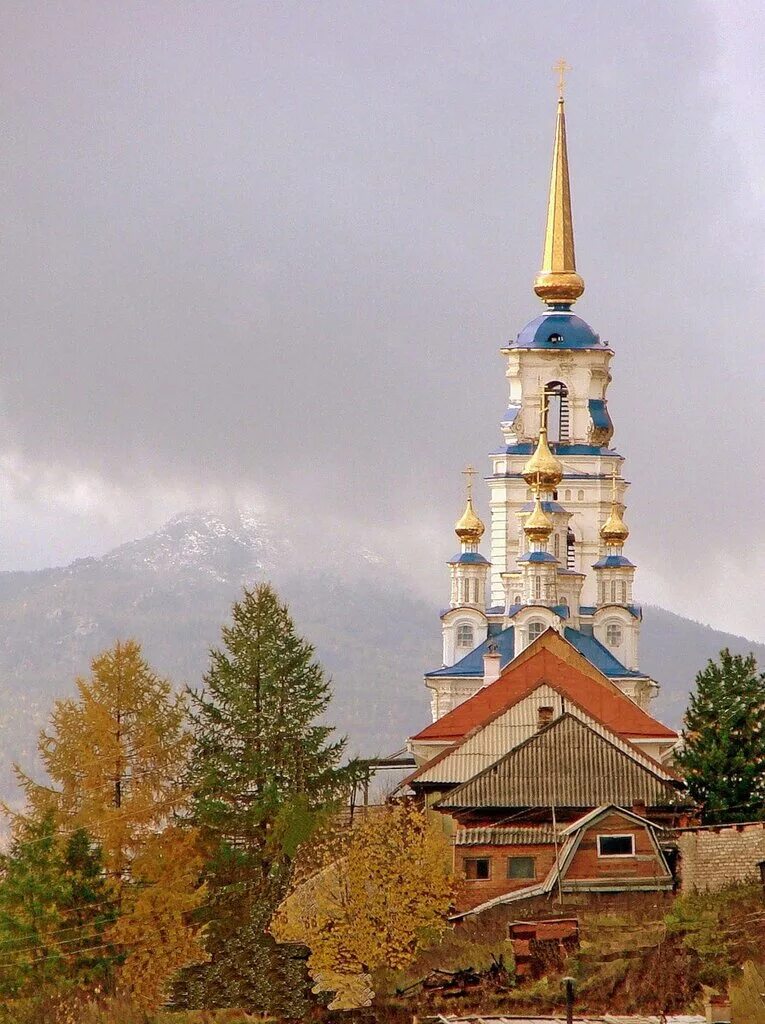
top-left (676, 648), bottom-right (765, 824)
top-left (0, 814), bottom-right (116, 1000)
top-left (15, 640), bottom-right (208, 1008)
top-left (183, 583), bottom-right (359, 1014)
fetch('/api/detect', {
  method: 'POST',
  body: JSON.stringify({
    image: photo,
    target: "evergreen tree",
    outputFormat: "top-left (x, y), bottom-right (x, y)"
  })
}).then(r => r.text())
top-left (183, 583), bottom-right (359, 1015)
top-left (0, 814), bottom-right (116, 999)
top-left (676, 648), bottom-right (765, 824)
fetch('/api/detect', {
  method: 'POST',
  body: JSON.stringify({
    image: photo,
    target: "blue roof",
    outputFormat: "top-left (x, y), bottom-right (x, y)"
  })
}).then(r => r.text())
top-left (426, 623), bottom-right (645, 680)
top-left (580, 603), bottom-right (641, 620)
top-left (593, 555), bottom-right (635, 568)
top-left (588, 398), bottom-right (613, 433)
top-left (507, 311), bottom-right (606, 351)
top-left (426, 627), bottom-right (516, 677)
top-left (518, 551), bottom-right (558, 564)
top-left (564, 627), bottom-right (643, 678)
top-left (492, 444), bottom-right (620, 458)
top-left (486, 605), bottom-right (505, 616)
top-left (449, 551), bottom-right (490, 565)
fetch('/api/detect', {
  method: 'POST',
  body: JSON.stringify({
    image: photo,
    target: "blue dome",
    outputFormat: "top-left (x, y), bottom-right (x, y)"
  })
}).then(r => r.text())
top-left (509, 310), bottom-right (604, 350)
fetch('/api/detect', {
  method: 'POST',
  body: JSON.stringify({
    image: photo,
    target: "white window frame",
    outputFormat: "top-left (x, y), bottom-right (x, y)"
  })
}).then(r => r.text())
top-left (597, 833), bottom-right (636, 858)
top-left (606, 622), bottom-right (623, 648)
top-left (528, 620), bottom-right (546, 643)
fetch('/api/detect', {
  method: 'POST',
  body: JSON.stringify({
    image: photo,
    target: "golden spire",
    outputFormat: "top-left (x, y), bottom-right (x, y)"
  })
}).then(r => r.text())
top-left (454, 464), bottom-right (485, 543)
top-left (533, 62), bottom-right (585, 308)
top-left (524, 486), bottom-right (554, 544)
top-left (522, 389), bottom-right (564, 489)
top-left (600, 466), bottom-right (630, 545)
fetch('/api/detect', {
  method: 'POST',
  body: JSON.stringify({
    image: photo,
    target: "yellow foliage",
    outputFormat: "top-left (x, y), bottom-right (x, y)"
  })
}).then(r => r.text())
top-left (272, 802), bottom-right (453, 1008)
top-left (13, 640), bottom-right (207, 1009)
top-left (109, 826), bottom-right (209, 1011)
top-left (20, 640), bottom-right (191, 878)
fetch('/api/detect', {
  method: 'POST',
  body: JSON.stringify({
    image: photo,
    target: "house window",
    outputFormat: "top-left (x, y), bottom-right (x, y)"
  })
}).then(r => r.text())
top-left (597, 834), bottom-right (635, 857)
top-left (456, 624), bottom-right (474, 648)
top-left (513, 593), bottom-right (521, 606)
top-left (528, 620), bottom-right (545, 642)
top-left (564, 489), bottom-right (572, 502)
top-left (606, 623), bottom-right (622, 647)
top-left (620, 581), bottom-right (627, 603)
top-left (464, 857), bottom-right (491, 880)
top-left (507, 856), bottom-right (536, 879)
top-left (577, 489), bottom-right (584, 502)
top-left (534, 575), bottom-right (542, 600)
top-left (567, 529), bottom-right (575, 570)
top-left (611, 580), bottom-right (618, 603)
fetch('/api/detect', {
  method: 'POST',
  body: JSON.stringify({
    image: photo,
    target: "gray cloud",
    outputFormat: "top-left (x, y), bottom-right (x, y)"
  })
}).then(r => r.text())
top-left (0, 2), bottom-right (762, 639)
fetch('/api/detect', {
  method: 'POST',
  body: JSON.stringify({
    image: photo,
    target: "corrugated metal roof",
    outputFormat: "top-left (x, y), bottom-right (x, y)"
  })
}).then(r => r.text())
top-left (425, 1016), bottom-right (705, 1024)
top-left (412, 683), bottom-right (680, 787)
top-left (455, 826), bottom-right (560, 845)
top-left (438, 714), bottom-right (685, 810)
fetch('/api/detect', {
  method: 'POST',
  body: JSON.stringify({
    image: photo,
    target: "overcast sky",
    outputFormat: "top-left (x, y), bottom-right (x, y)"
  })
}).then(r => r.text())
top-left (0, 2), bottom-right (762, 641)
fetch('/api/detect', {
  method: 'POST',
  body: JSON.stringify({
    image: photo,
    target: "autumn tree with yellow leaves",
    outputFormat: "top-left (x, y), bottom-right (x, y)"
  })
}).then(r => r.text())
top-left (271, 802), bottom-right (454, 1010)
top-left (15, 640), bottom-right (208, 1010)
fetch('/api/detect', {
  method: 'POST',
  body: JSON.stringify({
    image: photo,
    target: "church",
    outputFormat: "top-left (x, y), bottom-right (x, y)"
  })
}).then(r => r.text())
top-left (402, 80), bottom-right (691, 917)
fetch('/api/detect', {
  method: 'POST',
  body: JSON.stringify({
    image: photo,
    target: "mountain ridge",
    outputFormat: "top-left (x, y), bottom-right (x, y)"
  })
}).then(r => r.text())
top-left (0, 508), bottom-right (761, 801)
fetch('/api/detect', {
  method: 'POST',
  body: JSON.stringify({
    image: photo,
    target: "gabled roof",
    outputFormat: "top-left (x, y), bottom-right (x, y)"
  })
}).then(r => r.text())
top-left (436, 714), bottom-right (686, 811)
top-left (408, 679), bottom-right (680, 787)
top-left (415, 629), bottom-right (675, 742)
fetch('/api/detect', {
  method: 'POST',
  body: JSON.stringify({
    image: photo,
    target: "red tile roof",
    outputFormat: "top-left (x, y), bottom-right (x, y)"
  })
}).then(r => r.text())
top-left (413, 634), bottom-right (676, 744)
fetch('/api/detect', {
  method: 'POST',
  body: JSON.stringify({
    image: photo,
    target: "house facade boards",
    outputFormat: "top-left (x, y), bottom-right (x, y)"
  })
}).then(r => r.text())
top-left (404, 90), bottom-right (690, 916)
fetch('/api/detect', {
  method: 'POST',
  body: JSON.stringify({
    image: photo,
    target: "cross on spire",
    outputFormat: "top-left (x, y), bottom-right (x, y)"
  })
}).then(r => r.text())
top-left (553, 58), bottom-right (572, 99)
top-left (462, 464), bottom-right (476, 499)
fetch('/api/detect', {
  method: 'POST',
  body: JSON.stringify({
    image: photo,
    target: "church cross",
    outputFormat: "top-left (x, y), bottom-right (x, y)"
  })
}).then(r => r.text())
top-left (553, 58), bottom-right (572, 99)
top-left (462, 464), bottom-right (477, 499)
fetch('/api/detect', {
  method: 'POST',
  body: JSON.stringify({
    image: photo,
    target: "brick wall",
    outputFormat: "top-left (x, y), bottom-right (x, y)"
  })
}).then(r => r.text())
top-left (453, 843), bottom-right (557, 913)
top-left (677, 821), bottom-right (765, 892)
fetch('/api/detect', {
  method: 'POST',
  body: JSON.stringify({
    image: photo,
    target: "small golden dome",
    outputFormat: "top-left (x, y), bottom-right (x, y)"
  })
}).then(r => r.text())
top-left (522, 427), bottom-right (563, 489)
top-left (524, 492), bottom-right (554, 544)
top-left (601, 506), bottom-right (629, 545)
top-left (455, 495), bottom-right (485, 543)
top-left (601, 468), bottom-right (629, 544)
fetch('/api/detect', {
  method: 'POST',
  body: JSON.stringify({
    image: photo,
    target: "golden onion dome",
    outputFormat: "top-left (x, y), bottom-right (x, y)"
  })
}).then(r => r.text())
top-left (601, 504), bottom-right (629, 545)
top-left (524, 493), bottom-right (554, 544)
top-left (522, 427), bottom-right (564, 489)
top-left (601, 468), bottom-right (629, 544)
top-left (454, 495), bottom-right (485, 543)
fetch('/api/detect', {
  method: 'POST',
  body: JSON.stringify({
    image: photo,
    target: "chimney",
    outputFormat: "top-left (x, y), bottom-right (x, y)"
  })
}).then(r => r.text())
top-left (483, 642), bottom-right (501, 687)
top-left (538, 706), bottom-right (554, 729)
top-left (705, 994), bottom-right (732, 1024)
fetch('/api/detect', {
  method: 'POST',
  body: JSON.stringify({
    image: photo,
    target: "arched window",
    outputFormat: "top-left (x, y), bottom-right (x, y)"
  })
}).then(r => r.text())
top-left (528, 620), bottom-right (546, 642)
top-left (610, 580), bottom-right (618, 603)
top-left (513, 593), bottom-right (522, 606)
top-left (472, 579), bottom-right (480, 604)
top-left (544, 381), bottom-right (570, 443)
top-left (534, 575), bottom-right (542, 600)
top-left (559, 595), bottom-right (568, 608)
top-left (564, 489), bottom-right (572, 502)
top-left (620, 580), bottom-right (627, 604)
top-left (606, 622), bottom-right (622, 648)
top-left (577, 489), bottom-right (585, 502)
top-left (456, 623), bottom-right (474, 648)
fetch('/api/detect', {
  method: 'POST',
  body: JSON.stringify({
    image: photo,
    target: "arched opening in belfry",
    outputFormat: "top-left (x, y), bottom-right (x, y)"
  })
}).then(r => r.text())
top-left (566, 527), bottom-right (576, 570)
top-left (544, 381), bottom-right (570, 443)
